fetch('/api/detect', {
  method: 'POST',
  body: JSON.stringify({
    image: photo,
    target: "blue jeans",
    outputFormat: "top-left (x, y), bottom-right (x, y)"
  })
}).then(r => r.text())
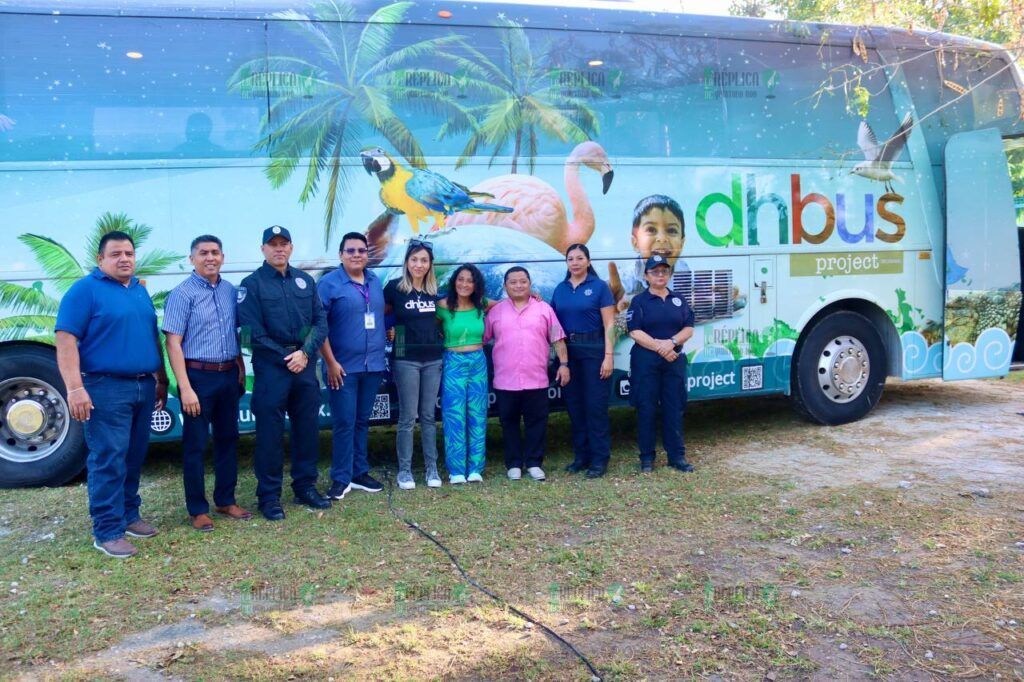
top-left (82, 374), bottom-right (156, 543)
top-left (326, 370), bottom-right (384, 486)
top-left (393, 359), bottom-right (442, 477)
top-left (181, 368), bottom-right (240, 516)
top-left (562, 346), bottom-right (611, 470)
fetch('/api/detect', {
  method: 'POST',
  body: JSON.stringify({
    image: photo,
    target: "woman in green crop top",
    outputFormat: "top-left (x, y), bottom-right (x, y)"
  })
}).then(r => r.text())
top-left (436, 264), bottom-right (489, 484)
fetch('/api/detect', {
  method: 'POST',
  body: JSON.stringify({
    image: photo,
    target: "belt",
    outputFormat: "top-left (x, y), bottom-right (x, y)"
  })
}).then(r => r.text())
top-left (82, 372), bottom-right (151, 380)
top-left (185, 360), bottom-right (237, 372)
top-left (567, 331), bottom-right (604, 343)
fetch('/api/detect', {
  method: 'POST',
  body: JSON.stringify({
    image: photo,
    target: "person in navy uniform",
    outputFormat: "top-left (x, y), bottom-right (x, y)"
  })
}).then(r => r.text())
top-left (625, 254), bottom-right (695, 473)
top-left (163, 234), bottom-right (250, 532)
top-left (55, 230), bottom-right (169, 558)
top-left (550, 243), bottom-right (616, 479)
top-left (238, 225), bottom-right (330, 520)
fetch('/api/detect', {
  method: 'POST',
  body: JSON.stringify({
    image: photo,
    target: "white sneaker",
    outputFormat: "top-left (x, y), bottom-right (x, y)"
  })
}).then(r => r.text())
top-left (450, 475), bottom-right (467, 485)
top-left (467, 472), bottom-right (483, 483)
top-left (527, 466), bottom-right (546, 481)
top-left (426, 476), bottom-right (442, 488)
top-left (507, 467), bottom-right (522, 480)
top-left (398, 479), bottom-right (416, 490)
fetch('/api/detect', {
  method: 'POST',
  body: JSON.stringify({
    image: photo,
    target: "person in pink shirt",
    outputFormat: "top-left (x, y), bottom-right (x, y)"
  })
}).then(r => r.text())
top-left (484, 266), bottom-right (570, 481)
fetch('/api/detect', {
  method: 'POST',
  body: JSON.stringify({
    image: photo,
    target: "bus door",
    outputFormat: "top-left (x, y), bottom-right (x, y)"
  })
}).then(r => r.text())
top-left (942, 128), bottom-right (1022, 379)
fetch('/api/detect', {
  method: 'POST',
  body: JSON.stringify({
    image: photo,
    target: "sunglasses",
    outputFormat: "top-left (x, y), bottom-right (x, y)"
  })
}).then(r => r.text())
top-left (408, 238), bottom-right (433, 253)
top-left (344, 247), bottom-right (368, 255)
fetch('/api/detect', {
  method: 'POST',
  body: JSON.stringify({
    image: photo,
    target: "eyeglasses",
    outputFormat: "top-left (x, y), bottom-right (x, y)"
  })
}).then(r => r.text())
top-left (344, 247), bottom-right (368, 255)
top-left (408, 238), bottom-right (433, 253)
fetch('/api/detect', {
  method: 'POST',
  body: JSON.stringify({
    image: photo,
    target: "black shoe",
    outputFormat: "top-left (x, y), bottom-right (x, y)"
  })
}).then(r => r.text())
top-left (668, 460), bottom-right (694, 473)
top-left (585, 467), bottom-right (606, 479)
top-left (293, 488), bottom-right (332, 509)
top-left (564, 462), bottom-right (588, 473)
top-left (261, 503), bottom-right (286, 521)
top-left (640, 463), bottom-right (654, 474)
top-left (327, 481), bottom-right (352, 500)
top-left (350, 473), bottom-right (383, 493)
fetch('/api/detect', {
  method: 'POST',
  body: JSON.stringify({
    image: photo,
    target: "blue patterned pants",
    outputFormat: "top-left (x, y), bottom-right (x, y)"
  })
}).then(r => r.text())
top-left (441, 350), bottom-right (488, 477)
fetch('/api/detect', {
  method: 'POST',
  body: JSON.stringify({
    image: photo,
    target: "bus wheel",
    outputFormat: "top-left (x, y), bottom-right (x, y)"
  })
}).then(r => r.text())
top-left (0, 345), bottom-right (86, 488)
top-left (791, 311), bottom-right (887, 425)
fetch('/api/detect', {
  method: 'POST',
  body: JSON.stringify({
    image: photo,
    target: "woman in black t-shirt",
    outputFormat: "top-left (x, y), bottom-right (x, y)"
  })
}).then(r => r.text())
top-left (384, 240), bottom-right (444, 490)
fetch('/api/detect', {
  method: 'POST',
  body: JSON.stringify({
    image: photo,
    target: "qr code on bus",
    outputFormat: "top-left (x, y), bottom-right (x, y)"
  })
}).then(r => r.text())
top-left (370, 394), bottom-right (391, 421)
top-left (741, 365), bottom-right (763, 391)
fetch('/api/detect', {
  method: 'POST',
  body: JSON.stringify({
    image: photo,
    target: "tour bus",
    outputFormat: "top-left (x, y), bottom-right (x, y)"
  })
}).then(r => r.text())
top-left (1, 0), bottom-right (1022, 488)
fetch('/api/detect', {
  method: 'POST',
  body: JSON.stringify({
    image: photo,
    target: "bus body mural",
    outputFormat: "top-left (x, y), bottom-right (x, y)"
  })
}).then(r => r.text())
top-left (1, 0), bottom-right (1021, 486)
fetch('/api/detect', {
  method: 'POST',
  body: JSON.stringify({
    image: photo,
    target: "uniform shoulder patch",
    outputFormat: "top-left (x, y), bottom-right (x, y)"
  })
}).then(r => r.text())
top-left (237, 287), bottom-right (247, 304)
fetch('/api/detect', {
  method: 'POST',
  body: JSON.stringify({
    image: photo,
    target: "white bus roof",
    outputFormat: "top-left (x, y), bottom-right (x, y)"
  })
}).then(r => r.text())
top-left (0, 0), bottom-right (1006, 54)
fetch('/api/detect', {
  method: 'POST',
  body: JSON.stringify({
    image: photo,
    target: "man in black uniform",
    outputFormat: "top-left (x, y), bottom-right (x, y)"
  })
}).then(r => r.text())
top-left (625, 255), bottom-right (696, 473)
top-left (238, 226), bottom-right (330, 520)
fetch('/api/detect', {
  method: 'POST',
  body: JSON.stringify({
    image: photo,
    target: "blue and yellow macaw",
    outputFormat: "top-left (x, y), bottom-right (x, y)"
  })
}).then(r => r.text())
top-left (360, 147), bottom-right (512, 234)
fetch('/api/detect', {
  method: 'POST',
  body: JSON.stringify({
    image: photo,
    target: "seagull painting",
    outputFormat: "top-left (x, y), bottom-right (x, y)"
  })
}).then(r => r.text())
top-left (852, 114), bottom-right (913, 193)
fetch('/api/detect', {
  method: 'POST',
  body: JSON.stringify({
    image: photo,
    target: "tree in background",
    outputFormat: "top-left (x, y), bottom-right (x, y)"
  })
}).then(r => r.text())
top-left (730, 0), bottom-right (1024, 209)
top-left (0, 212), bottom-right (183, 342)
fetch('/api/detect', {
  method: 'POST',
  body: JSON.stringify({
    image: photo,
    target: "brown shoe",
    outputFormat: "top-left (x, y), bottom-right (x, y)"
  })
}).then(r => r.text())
top-left (214, 504), bottom-right (253, 520)
top-left (125, 519), bottom-right (158, 538)
top-left (93, 537), bottom-right (138, 558)
top-left (190, 514), bottom-right (215, 532)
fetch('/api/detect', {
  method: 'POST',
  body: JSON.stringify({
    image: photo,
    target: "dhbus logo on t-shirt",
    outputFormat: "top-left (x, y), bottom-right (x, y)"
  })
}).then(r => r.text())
top-left (404, 297), bottom-right (436, 313)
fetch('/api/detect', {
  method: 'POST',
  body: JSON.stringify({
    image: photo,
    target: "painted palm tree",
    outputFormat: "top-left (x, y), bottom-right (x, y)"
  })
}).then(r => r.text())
top-left (228, 1), bottom-right (471, 248)
top-left (0, 212), bottom-right (183, 342)
top-left (436, 19), bottom-right (601, 174)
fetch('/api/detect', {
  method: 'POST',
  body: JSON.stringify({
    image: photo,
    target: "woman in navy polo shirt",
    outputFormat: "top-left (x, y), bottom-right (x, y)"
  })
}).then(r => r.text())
top-left (384, 239), bottom-right (444, 490)
top-left (625, 255), bottom-right (695, 474)
top-left (550, 243), bottom-right (616, 478)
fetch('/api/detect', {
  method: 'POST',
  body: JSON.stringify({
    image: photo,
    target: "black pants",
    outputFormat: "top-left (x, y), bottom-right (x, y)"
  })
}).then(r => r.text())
top-left (251, 356), bottom-right (321, 507)
top-left (630, 350), bottom-right (688, 465)
top-left (181, 367), bottom-right (240, 515)
top-left (562, 345), bottom-right (611, 471)
top-left (495, 388), bottom-right (550, 470)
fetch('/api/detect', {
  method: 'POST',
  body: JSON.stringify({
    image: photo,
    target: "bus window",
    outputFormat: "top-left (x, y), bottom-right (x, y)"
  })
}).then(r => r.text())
top-left (716, 38), bottom-right (900, 161)
top-left (530, 28), bottom-right (725, 160)
top-left (898, 47), bottom-right (984, 163)
top-left (261, 15), bottom-right (510, 163)
top-left (0, 13), bottom-right (265, 163)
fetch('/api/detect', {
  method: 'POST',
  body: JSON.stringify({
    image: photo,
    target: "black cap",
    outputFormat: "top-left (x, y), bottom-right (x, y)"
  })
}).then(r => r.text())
top-left (644, 254), bottom-right (671, 272)
top-left (262, 225), bottom-right (292, 244)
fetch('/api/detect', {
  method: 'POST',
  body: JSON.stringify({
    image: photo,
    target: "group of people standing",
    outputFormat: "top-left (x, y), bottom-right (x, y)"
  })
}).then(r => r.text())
top-left (55, 204), bottom-right (696, 559)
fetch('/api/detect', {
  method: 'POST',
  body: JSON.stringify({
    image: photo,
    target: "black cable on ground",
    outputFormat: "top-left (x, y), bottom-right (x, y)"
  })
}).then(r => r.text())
top-left (381, 467), bottom-right (603, 682)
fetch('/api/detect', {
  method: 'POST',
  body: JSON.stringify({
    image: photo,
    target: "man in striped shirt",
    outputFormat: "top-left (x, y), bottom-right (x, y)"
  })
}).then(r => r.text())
top-left (163, 235), bottom-right (250, 532)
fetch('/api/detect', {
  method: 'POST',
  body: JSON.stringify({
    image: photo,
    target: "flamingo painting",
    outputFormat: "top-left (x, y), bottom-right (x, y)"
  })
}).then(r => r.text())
top-left (445, 141), bottom-right (614, 253)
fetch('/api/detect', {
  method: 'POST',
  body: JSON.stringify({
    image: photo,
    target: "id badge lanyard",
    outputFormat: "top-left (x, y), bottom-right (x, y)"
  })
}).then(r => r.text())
top-left (354, 282), bottom-right (374, 329)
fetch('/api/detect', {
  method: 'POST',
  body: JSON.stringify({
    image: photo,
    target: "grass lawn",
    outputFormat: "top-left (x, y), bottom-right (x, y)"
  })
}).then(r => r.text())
top-left (1, 384), bottom-right (1023, 680)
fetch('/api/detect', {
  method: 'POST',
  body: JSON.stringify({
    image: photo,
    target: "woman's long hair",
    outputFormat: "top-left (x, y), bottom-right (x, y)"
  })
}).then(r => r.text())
top-left (564, 242), bottom-right (598, 280)
top-left (397, 244), bottom-right (438, 295)
top-left (445, 264), bottom-right (486, 317)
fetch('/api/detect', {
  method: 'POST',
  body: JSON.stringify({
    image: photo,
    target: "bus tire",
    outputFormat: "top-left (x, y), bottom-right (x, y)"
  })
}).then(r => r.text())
top-left (0, 345), bottom-right (87, 488)
top-left (791, 311), bottom-right (887, 426)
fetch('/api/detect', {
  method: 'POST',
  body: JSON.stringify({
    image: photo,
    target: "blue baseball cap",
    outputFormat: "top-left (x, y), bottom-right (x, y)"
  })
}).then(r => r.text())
top-left (644, 254), bottom-right (671, 271)
top-left (262, 225), bottom-right (292, 244)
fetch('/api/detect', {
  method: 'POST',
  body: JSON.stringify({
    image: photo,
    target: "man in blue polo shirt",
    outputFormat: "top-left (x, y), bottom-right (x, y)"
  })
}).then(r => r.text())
top-left (55, 230), bottom-right (169, 559)
top-left (163, 234), bottom-right (250, 533)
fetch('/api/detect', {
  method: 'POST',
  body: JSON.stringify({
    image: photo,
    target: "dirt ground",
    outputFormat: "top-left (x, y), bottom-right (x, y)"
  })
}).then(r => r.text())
top-left (6, 376), bottom-right (1024, 681)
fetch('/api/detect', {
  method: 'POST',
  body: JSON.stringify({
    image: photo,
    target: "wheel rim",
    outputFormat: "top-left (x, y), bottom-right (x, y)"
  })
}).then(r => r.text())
top-left (816, 335), bottom-right (870, 403)
top-left (0, 377), bottom-right (70, 463)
